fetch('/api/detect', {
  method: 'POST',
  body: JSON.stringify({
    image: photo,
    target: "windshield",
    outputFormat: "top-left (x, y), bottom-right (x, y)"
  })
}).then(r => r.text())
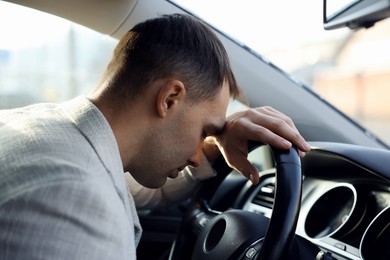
top-left (0, 2), bottom-right (117, 108)
top-left (1, 1), bottom-right (389, 145)
top-left (174, 0), bottom-right (390, 145)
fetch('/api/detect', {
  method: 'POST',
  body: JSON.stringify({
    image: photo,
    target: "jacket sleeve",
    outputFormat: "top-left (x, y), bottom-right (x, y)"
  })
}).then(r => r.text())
top-left (0, 179), bottom-right (136, 260)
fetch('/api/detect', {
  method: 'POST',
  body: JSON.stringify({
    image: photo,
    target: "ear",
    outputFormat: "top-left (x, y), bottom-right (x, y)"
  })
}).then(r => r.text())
top-left (156, 80), bottom-right (186, 118)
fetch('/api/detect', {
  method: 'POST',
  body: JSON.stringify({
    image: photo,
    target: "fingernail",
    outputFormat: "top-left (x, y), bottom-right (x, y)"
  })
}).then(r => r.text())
top-left (250, 174), bottom-right (255, 183)
top-left (302, 141), bottom-right (311, 151)
top-left (281, 140), bottom-right (292, 148)
top-left (250, 173), bottom-right (259, 185)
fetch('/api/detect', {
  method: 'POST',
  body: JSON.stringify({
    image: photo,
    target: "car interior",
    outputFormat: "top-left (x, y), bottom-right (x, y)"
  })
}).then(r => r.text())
top-left (1, 0), bottom-right (390, 259)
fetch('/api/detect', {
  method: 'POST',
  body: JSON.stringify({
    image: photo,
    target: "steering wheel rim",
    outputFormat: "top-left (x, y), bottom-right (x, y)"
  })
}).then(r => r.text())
top-left (169, 143), bottom-right (302, 260)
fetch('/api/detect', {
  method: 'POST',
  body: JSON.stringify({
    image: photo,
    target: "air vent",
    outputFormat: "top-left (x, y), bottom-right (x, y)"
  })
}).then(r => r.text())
top-left (251, 180), bottom-right (275, 209)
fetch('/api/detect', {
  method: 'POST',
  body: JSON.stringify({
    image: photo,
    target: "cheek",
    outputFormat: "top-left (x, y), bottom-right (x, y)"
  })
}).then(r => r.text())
top-left (173, 110), bottom-right (204, 156)
top-left (176, 126), bottom-right (202, 155)
top-left (178, 131), bottom-right (199, 152)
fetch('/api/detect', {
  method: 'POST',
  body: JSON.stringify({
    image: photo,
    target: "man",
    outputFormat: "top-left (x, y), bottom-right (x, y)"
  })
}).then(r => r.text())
top-left (0, 14), bottom-right (310, 259)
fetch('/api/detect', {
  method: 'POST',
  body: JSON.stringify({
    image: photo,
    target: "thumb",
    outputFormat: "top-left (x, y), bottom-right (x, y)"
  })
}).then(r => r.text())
top-left (228, 158), bottom-right (260, 185)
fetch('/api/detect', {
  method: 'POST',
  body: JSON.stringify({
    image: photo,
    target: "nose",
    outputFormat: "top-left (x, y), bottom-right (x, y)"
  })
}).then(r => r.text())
top-left (188, 141), bottom-right (203, 168)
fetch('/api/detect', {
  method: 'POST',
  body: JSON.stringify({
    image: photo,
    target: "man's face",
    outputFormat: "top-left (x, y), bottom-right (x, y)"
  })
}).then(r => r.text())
top-left (132, 81), bottom-right (230, 188)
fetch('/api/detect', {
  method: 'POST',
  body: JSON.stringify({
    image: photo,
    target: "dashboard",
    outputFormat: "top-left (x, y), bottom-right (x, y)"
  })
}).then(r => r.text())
top-left (211, 142), bottom-right (390, 260)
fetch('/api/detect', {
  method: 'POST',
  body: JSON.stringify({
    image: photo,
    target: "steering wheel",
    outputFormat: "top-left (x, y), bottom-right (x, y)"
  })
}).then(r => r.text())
top-left (169, 143), bottom-right (302, 260)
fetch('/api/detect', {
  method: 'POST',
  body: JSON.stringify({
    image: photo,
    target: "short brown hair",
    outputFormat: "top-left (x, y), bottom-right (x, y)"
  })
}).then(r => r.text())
top-left (99, 13), bottom-right (239, 104)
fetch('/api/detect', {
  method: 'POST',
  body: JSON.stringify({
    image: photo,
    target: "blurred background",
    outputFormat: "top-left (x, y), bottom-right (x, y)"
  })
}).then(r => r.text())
top-left (1, 0), bottom-right (389, 144)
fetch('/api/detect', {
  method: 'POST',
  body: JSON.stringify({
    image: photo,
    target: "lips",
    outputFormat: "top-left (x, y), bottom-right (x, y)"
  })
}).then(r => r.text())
top-left (168, 166), bottom-right (186, 179)
top-left (168, 169), bottom-right (179, 179)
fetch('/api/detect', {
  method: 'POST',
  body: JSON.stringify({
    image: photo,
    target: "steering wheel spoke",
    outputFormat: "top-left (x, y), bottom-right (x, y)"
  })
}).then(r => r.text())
top-left (170, 143), bottom-right (302, 260)
top-left (191, 201), bottom-right (221, 236)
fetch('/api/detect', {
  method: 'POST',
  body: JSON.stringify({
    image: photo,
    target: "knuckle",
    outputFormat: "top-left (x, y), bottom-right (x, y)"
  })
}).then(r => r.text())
top-left (272, 118), bottom-right (287, 129)
top-left (224, 119), bottom-right (237, 131)
top-left (243, 108), bottom-right (257, 118)
top-left (284, 115), bottom-right (293, 125)
top-left (255, 106), bottom-right (267, 113)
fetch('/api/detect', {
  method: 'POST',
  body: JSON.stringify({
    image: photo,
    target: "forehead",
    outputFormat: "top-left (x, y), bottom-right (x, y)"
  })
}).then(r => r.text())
top-left (199, 81), bottom-right (230, 132)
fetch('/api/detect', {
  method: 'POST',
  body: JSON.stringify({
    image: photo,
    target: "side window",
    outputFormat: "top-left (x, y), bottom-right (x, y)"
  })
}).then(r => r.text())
top-left (0, 2), bottom-right (117, 109)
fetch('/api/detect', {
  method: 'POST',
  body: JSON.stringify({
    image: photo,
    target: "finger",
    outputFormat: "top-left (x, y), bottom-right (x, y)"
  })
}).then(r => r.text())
top-left (247, 110), bottom-right (310, 152)
top-left (298, 150), bottom-right (306, 158)
top-left (226, 156), bottom-right (260, 185)
top-left (216, 140), bottom-right (260, 185)
top-left (230, 116), bottom-right (295, 150)
top-left (255, 106), bottom-right (298, 131)
top-left (252, 107), bottom-right (307, 152)
top-left (252, 124), bottom-right (294, 150)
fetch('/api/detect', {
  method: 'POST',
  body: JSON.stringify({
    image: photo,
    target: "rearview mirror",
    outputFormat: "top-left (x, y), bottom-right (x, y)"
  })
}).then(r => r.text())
top-left (324, 0), bottom-right (390, 30)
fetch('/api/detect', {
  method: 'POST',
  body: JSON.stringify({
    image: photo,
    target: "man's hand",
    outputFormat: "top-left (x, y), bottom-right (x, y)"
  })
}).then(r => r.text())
top-left (203, 106), bottom-right (311, 185)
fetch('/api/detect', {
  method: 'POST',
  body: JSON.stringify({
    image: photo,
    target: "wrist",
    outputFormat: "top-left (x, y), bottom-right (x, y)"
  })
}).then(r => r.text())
top-left (202, 136), bottom-right (221, 163)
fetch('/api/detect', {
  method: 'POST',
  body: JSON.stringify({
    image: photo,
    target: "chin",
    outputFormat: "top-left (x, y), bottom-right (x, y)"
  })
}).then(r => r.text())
top-left (142, 178), bottom-right (167, 189)
top-left (129, 170), bottom-right (167, 189)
